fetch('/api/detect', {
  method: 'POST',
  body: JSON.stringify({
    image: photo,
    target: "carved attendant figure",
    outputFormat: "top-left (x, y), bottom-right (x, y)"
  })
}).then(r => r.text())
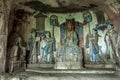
top-left (104, 25), bottom-right (118, 63)
top-left (40, 33), bottom-right (46, 63)
top-left (9, 36), bottom-right (26, 73)
top-left (86, 28), bottom-right (102, 63)
top-left (9, 38), bottom-right (19, 73)
top-left (45, 31), bottom-right (54, 63)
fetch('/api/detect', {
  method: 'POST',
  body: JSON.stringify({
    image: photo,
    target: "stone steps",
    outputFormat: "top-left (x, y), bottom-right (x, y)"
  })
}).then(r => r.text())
top-left (26, 68), bottom-right (115, 74)
top-left (1, 72), bottom-right (120, 80)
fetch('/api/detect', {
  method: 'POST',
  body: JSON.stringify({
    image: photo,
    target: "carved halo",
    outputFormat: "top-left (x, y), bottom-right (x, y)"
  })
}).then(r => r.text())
top-left (83, 11), bottom-right (92, 23)
top-left (50, 15), bottom-right (58, 26)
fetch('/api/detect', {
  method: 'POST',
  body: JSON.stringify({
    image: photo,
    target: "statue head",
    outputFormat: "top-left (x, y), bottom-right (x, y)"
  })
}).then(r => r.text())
top-left (31, 29), bottom-right (36, 38)
top-left (92, 28), bottom-right (97, 35)
top-left (45, 31), bottom-right (51, 38)
top-left (66, 20), bottom-right (73, 31)
top-left (108, 24), bottom-right (114, 30)
top-left (15, 36), bottom-right (22, 45)
top-left (40, 33), bottom-right (46, 40)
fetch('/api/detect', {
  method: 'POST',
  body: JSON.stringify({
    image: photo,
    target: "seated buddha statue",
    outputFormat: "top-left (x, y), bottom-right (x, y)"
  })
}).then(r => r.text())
top-left (65, 20), bottom-right (78, 47)
top-left (57, 19), bottom-right (82, 63)
top-left (55, 19), bottom-right (83, 69)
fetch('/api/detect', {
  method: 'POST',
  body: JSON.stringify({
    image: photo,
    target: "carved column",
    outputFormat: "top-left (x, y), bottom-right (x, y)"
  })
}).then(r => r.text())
top-left (34, 13), bottom-right (46, 31)
top-left (0, 0), bottom-right (9, 72)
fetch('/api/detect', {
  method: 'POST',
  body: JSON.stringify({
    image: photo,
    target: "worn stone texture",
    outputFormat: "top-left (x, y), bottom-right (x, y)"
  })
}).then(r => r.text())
top-left (0, 0), bottom-right (10, 73)
top-left (0, 72), bottom-right (120, 80)
top-left (54, 62), bottom-right (82, 69)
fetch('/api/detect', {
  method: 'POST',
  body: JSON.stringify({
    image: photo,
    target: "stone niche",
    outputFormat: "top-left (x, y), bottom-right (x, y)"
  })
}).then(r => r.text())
top-left (54, 18), bottom-right (83, 69)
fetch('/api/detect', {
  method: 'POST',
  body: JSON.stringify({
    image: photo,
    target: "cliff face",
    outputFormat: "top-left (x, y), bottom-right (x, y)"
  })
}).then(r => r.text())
top-left (0, 0), bottom-right (120, 73)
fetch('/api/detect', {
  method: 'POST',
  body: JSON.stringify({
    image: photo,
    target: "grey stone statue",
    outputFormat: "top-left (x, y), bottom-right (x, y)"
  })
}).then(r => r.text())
top-left (104, 25), bottom-right (118, 63)
top-left (9, 36), bottom-right (26, 73)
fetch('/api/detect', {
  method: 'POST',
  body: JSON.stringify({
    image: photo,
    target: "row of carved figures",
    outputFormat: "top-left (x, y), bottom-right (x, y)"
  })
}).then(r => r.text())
top-left (85, 24), bottom-right (120, 64)
top-left (8, 30), bottom-right (56, 73)
top-left (27, 30), bottom-right (55, 64)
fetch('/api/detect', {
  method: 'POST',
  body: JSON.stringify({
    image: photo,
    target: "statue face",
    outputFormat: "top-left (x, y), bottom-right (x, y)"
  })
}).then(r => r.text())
top-left (46, 33), bottom-right (50, 38)
top-left (67, 23), bottom-right (73, 31)
top-left (92, 29), bottom-right (97, 35)
top-left (15, 37), bottom-right (22, 45)
top-left (41, 35), bottom-right (45, 40)
top-left (31, 32), bottom-right (36, 38)
top-left (45, 32), bottom-right (51, 38)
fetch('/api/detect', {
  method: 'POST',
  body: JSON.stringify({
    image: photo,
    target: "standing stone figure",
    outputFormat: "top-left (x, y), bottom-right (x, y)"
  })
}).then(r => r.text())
top-left (9, 39), bottom-right (19, 73)
top-left (104, 25), bottom-right (118, 63)
top-left (85, 28), bottom-right (103, 63)
top-left (28, 29), bottom-right (39, 64)
top-left (9, 36), bottom-right (26, 73)
top-left (44, 31), bottom-right (54, 63)
top-left (39, 33), bottom-right (46, 63)
top-left (28, 35), bottom-right (34, 63)
top-left (28, 32), bottom-right (35, 63)
top-left (34, 33), bottom-right (40, 63)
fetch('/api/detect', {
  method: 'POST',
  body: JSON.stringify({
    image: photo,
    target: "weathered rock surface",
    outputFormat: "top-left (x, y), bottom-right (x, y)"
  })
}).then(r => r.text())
top-left (0, 71), bottom-right (120, 80)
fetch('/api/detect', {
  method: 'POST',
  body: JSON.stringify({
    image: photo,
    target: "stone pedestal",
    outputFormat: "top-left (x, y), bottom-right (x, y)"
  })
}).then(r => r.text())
top-left (28, 64), bottom-right (54, 69)
top-left (55, 46), bottom-right (83, 69)
top-left (115, 70), bottom-right (120, 76)
top-left (115, 57), bottom-right (120, 76)
top-left (85, 64), bottom-right (116, 69)
top-left (115, 65), bottom-right (120, 76)
top-left (54, 62), bottom-right (82, 69)
top-left (39, 64), bottom-right (54, 68)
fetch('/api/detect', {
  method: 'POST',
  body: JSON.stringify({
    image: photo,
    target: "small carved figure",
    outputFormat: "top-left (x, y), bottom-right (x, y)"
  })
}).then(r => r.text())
top-left (40, 33), bottom-right (46, 63)
top-left (28, 35), bottom-right (34, 63)
top-left (44, 31), bottom-right (54, 63)
top-left (85, 28), bottom-right (104, 63)
top-left (9, 42), bottom-right (19, 73)
top-left (104, 25), bottom-right (118, 63)
top-left (28, 31), bottom-right (35, 63)
top-left (28, 29), bottom-right (40, 64)
top-left (9, 36), bottom-right (26, 73)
